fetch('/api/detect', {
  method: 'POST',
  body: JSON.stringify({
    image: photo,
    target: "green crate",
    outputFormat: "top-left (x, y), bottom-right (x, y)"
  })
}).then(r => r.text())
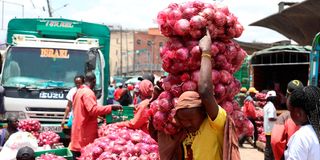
top-left (123, 106), bottom-right (134, 119)
top-left (106, 106), bottom-right (135, 123)
top-left (35, 148), bottom-right (73, 160)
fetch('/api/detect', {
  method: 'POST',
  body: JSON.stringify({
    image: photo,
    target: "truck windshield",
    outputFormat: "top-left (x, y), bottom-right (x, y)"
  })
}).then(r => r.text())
top-left (2, 47), bottom-right (88, 88)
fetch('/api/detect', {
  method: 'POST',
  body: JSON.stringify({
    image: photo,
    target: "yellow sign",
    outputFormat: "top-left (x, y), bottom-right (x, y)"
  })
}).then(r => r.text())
top-left (40, 49), bottom-right (69, 59)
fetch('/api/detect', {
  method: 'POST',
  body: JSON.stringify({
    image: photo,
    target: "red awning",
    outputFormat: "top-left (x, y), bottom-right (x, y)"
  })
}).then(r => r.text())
top-left (250, 0), bottom-right (320, 45)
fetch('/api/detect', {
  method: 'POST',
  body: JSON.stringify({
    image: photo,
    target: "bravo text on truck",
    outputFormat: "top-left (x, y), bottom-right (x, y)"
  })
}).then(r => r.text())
top-left (0, 18), bottom-right (111, 134)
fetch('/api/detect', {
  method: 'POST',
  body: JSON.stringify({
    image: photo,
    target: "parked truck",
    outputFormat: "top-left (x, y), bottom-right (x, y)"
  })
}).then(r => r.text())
top-left (0, 18), bottom-right (111, 134)
top-left (309, 32), bottom-right (320, 86)
top-left (250, 45), bottom-right (311, 108)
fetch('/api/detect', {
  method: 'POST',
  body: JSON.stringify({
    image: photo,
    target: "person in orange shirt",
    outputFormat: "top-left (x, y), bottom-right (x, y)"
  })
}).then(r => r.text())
top-left (115, 80), bottom-right (154, 134)
top-left (69, 72), bottom-right (122, 159)
top-left (271, 80), bottom-right (303, 160)
top-left (114, 85), bottom-right (123, 101)
top-left (240, 89), bottom-right (258, 148)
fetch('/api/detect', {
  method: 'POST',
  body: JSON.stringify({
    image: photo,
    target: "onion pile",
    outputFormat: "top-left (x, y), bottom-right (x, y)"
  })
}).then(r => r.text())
top-left (255, 109), bottom-right (265, 142)
top-left (38, 131), bottom-right (60, 147)
top-left (153, 1), bottom-right (249, 136)
top-left (37, 153), bottom-right (66, 160)
top-left (254, 93), bottom-right (266, 142)
top-left (18, 119), bottom-right (41, 132)
top-left (18, 119), bottom-right (41, 138)
top-left (232, 110), bottom-right (254, 137)
top-left (79, 124), bottom-right (160, 160)
top-left (157, 1), bottom-right (243, 39)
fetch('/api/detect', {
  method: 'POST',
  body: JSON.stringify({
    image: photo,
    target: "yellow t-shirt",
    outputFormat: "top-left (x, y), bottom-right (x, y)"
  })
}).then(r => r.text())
top-left (183, 107), bottom-right (227, 160)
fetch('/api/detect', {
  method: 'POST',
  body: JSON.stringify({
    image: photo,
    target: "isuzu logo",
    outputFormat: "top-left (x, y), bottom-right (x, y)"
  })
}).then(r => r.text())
top-left (39, 91), bottom-right (64, 99)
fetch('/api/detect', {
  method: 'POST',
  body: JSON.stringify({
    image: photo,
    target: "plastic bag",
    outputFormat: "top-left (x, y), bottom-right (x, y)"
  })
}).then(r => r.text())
top-left (67, 112), bottom-right (73, 128)
top-left (0, 131), bottom-right (38, 160)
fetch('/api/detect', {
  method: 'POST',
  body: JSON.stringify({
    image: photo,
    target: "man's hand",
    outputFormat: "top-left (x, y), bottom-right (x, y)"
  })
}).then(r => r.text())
top-left (199, 29), bottom-right (212, 53)
top-left (110, 104), bottom-right (123, 111)
top-left (61, 119), bottom-right (66, 128)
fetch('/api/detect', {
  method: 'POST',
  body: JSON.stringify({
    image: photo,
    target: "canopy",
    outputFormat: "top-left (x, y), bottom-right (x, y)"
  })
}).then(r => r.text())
top-left (125, 76), bottom-right (140, 84)
top-left (250, 0), bottom-right (320, 45)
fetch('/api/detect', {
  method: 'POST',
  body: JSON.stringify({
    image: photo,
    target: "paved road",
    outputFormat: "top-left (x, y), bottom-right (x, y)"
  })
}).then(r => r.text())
top-left (240, 143), bottom-right (264, 160)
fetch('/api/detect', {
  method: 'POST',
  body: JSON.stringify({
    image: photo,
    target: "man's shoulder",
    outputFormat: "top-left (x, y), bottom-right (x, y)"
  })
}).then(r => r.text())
top-left (76, 86), bottom-right (94, 96)
top-left (207, 107), bottom-right (227, 128)
top-left (264, 102), bottom-right (274, 108)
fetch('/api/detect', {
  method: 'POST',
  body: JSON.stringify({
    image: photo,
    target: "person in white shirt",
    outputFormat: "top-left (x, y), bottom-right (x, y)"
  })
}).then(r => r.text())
top-left (264, 90), bottom-right (277, 160)
top-left (284, 86), bottom-right (320, 160)
top-left (61, 75), bottom-right (85, 128)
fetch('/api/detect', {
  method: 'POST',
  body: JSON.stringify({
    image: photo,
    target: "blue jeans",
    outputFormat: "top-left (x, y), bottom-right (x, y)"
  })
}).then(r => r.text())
top-left (107, 98), bottom-right (114, 104)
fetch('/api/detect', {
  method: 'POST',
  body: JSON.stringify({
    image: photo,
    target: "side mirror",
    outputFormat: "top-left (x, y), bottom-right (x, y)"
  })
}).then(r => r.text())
top-left (86, 49), bottom-right (97, 72)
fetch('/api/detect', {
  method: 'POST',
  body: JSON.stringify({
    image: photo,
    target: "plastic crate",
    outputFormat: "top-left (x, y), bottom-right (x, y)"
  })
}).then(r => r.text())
top-left (106, 106), bottom-right (134, 123)
top-left (35, 148), bottom-right (73, 160)
top-left (122, 106), bottom-right (134, 120)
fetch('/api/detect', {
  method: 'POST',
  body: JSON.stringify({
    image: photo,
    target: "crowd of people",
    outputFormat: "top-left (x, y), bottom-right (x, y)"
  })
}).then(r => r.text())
top-left (235, 79), bottom-right (320, 160)
top-left (0, 33), bottom-right (319, 160)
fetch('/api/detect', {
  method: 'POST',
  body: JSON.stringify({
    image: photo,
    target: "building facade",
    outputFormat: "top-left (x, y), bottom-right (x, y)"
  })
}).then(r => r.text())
top-left (133, 28), bottom-right (167, 76)
top-left (109, 28), bottom-right (167, 76)
top-left (109, 30), bottom-right (134, 76)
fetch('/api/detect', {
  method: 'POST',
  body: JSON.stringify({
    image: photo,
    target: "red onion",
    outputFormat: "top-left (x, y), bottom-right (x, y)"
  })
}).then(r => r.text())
top-left (170, 84), bottom-right (183, 97)
top-left (190, 45), bottom-right (201, 59)
top-left (200, 8), bottom-right (215, 20)
top-left (211, 69), bottom-right (220, 84)
top-left (174, 19), bottom-right (190, 36)
top-left (158, 91), bottom-right (173, 100)
top-left (190, 15), bottom-right (206, 29)
top-left (190, 29), bottom-right (204, 39)
top-left (159, 99), bottom-right (173, 112)
top-left (38, 131), bottom-right (60, 146)
top-left (180, 73), bottom-right (191, 82)
top-left (175, 47), bottom-right (189, 61)
top-left (214, 83), bottom-right (226, 98)
top-left (220, 70), bottom-right (232, 84)
top-left (182, 7), bottom-right (198, 19)
top-left (182, 81), bottom-right (197, 92)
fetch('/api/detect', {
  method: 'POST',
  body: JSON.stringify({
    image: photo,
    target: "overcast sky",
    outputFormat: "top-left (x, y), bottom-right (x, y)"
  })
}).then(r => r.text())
top-left (0, 0), bottom-right (304, 44)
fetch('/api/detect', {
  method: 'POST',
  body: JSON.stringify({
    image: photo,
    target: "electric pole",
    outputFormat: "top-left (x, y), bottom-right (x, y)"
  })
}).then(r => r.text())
top-left (125, 31), bottom-right (129, 75)
top-left (120, 26), bottom-right (123, 76)
top-left (46, 0), bottom-right (52, 17)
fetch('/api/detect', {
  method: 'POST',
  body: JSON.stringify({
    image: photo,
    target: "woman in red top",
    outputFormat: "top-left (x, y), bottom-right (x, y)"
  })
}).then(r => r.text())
top-left (114, 85), bottom-right (123, 101)
top-left (239, 97), bottom-right (258, 147)
top-left (271, 80), bottom-right (303, 160)
top-left (115, 80), bottom-right (154, 133)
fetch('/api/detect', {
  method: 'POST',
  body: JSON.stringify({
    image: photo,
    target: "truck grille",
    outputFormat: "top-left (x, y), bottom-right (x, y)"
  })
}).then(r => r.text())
top-left (25, 107), bottom-right (65, 122)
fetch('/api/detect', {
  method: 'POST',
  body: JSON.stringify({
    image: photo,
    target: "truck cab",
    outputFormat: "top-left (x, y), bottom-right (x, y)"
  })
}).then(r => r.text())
top-left (0, 18), bottom-right (110, 134)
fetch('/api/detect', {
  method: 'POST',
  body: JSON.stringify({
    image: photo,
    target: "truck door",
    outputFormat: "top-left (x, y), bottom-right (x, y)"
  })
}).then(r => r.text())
top-left (309, 32), bottom-right (320, 86)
